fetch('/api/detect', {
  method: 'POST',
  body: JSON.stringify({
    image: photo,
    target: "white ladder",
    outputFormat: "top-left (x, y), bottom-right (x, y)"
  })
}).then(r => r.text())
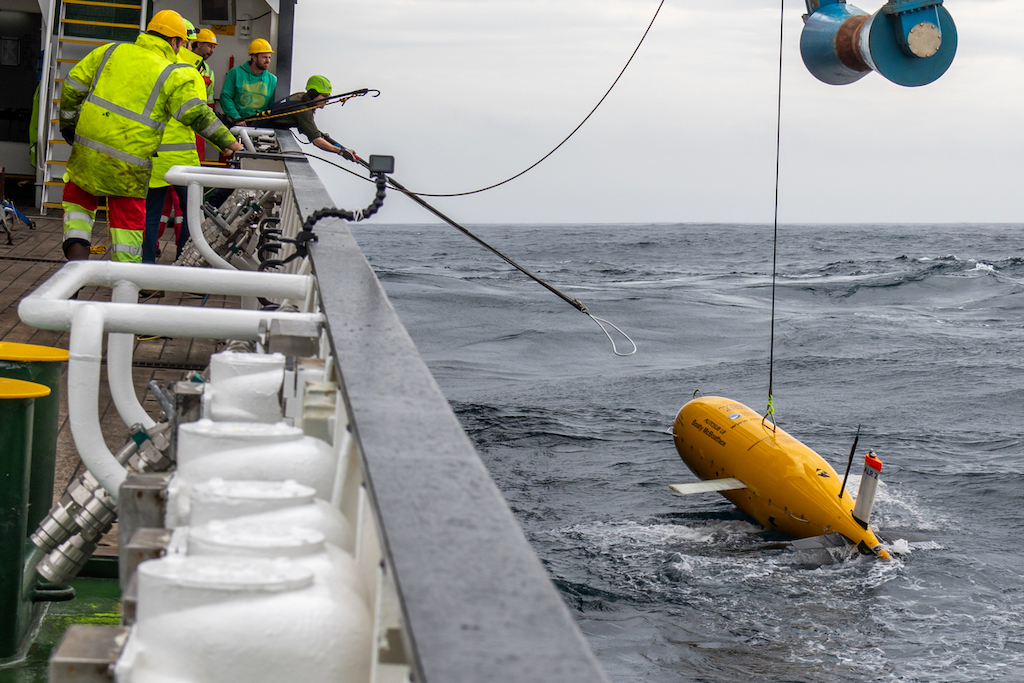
top-left (38, 0), bottom-right (147, 215)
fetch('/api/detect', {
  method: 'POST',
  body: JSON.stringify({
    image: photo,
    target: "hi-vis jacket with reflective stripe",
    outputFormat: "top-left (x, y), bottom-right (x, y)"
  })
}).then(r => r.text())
top-left (60, 33), bottom-right (236, 199)
top-left (150, 50), bottom-right (205, 189)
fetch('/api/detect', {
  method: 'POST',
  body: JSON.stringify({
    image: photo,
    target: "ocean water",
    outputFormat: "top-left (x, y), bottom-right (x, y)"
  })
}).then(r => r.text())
top-left (350, 222), bottom-right (1024, 683)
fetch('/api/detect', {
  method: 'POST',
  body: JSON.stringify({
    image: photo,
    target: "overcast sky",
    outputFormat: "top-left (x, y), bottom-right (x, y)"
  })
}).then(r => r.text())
top-left (290, 0), bottom-right (1022, 225)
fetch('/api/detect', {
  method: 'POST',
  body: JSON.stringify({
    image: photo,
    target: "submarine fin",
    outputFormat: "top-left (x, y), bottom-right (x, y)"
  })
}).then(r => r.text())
top-left (788, 533), bottom-right (851, 550)
top-left (669, 478), bottom-right (746, 496)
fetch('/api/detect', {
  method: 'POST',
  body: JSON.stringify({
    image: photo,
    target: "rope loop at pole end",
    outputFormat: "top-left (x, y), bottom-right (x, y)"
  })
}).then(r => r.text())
top-left (587, 313), bottom-right (637, 357)
top-left (762, 393), bottom-right (778, 433)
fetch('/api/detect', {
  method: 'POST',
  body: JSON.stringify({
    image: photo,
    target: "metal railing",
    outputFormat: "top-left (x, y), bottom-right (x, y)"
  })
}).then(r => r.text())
top-left (278, 135), bottom-right (610, 683)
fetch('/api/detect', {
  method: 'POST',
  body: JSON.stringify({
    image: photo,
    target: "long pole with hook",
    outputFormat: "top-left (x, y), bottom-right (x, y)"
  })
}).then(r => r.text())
top-left (353, 158), bottom-right (637, 356)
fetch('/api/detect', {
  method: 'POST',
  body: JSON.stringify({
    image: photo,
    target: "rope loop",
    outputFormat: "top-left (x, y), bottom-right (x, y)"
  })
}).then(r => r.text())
top-left (587, 314), bottom-right (637, 357)
top-left (761, 393), bottom-right (777, 432)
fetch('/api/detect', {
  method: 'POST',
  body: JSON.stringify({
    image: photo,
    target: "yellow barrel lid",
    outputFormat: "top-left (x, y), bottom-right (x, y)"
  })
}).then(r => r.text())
top-left (0, 377), bottom-right (51, 399)
top-left (0, 342), bottom-right (69, 363)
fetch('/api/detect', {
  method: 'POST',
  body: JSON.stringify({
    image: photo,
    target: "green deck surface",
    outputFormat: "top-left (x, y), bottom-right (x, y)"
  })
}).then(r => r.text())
top-left (0, 577), bottom-right (121, 683)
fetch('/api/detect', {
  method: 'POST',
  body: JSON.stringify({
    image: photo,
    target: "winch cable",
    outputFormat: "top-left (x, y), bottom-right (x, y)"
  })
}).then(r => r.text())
top-left (302, 148), bottom-right (636, 356)
top-left (364, 0), bottom-right (664, 199)
top-left (764, 0), bottom-right (785, 432)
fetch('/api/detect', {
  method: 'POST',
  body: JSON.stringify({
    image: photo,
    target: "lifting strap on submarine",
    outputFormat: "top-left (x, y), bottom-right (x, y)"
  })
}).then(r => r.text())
top-left (351, 157), bottom-right (637, 356)
top-left (232, 88), bottom-right (381, 127)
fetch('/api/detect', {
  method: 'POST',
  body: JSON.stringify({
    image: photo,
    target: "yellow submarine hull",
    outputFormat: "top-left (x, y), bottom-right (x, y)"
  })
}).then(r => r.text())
top-left (672, 396), bottom-right (887, 556)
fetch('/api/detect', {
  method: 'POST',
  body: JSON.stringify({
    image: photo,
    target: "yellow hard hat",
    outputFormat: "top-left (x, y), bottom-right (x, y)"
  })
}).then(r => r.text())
top-left (196, 28), bottom-right (218, 44)
top-left (147, 9), bottom-right (188, 40)
top-left (248, 38), bottom-right (274, 55)
top-left (183, 19), bottom-right (197, 41)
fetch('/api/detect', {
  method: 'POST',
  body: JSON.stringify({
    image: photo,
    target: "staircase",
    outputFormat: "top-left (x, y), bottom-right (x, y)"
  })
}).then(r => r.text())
top-left (38, 0), bottom-right (148, 215)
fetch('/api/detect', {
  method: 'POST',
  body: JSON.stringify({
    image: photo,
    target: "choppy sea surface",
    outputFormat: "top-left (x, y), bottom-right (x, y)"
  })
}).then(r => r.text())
top-left (349, 222), bottom-right (1024, 683)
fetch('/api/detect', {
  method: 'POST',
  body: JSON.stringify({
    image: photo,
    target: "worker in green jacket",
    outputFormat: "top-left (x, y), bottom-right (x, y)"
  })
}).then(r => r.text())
top-left (220, 38), bottom-right (277, 124)
top-left (59, 9), bottom-right (243, 262)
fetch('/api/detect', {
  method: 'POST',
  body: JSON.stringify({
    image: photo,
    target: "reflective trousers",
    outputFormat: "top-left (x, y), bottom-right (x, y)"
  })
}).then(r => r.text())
top-left (62, 181), bottom-right (145, 262)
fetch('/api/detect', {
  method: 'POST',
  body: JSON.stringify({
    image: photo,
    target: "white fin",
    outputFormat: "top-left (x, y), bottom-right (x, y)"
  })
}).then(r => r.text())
top-left (669, 478), bottom-right (746, 496)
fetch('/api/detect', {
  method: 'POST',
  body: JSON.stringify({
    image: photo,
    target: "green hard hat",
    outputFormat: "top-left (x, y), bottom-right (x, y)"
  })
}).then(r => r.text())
top-left (183, 18), bottom-right (197, 40)
top-left (305, 74), bottom-right (332, 96)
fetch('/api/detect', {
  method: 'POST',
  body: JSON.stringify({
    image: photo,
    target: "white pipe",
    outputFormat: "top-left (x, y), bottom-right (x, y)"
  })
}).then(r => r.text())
top-left (69, 304), bottom-right (127, 502)
top-left (229, 127), bottom-right (279, 138)
top-left (163, 166), bottom-right (291, 272)
top-left (239, 128), bottom-right (257, 153)
top-left (19, 261), bottom-right (320, 340)
top-left (21, 262), bottom-right (324, 499)
top-left (108, 280), bottom-right (156, 430)
top-left (187, 182), bottom-right (235, 271)
top-left (24, 260), bottom-right (311, 303)
top-left (164, 166), bottom-right (290, 187)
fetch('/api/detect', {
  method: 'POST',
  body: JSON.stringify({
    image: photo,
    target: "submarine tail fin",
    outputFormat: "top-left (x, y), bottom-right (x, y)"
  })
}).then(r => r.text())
top-left (669, 478), bottom-right (746, 496)
top-left (789, 533), bottom-right (851, 550)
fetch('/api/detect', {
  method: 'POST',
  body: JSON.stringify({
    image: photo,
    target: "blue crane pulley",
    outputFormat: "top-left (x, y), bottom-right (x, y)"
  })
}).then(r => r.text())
top-left (800, 0), bottom-right (957, 87)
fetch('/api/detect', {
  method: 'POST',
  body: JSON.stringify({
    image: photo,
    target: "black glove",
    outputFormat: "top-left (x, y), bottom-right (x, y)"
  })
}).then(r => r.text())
top-left (339, 148), bottom-right (354, 162)
top-left (61, 126), bottom-right (76, 146)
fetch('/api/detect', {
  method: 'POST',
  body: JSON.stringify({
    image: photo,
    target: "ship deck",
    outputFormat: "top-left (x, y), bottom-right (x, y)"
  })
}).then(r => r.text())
top-left (0, 208), bottom-right (233, 552)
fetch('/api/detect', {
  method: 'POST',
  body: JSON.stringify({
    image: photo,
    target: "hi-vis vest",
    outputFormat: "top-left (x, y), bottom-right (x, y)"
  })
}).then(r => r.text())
top-left (150, 50), bottom-right (205, 189)
top-left (60, 33), bottom-right (235, 198)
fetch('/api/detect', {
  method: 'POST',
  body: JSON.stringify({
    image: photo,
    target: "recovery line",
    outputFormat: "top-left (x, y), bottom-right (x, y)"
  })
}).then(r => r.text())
top-left (360, 159), bottom-right (637, 357)
top-left (304, 150), bottom-right (636, 356)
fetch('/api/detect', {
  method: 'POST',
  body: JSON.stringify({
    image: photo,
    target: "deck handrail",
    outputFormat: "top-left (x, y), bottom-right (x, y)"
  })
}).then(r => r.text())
top-left (279, 135), bottom-right (610, 683)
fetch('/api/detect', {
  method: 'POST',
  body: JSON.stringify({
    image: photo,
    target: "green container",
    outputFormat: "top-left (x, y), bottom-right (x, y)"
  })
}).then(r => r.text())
top-left (0, 343), bottom-right (68, 536)
top-left (0, 377), bottom-right (49, 660)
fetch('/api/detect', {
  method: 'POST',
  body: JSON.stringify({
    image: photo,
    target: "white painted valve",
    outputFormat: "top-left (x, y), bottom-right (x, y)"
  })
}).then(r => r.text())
top-left (187, 520), bottom-right (367, 604)
top-left (205, 351), bottom-right (286, 423)
top-left (167, 420), bottom-right (337, 526)
top-left (189, 479), bottom-right (354, 552)
top-left (116, 554), bottom-right (371, 683)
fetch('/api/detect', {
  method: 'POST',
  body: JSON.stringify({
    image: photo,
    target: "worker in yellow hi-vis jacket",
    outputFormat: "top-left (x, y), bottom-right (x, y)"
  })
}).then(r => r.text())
top-left (58, 9), bottom-right (243, 262)
top-left (143, 17), bottom-right (210, 264)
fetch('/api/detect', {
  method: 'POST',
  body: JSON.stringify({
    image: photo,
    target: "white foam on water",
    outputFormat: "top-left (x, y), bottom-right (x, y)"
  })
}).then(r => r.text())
top-left (970, 261), bottom-right (995, 273)
top-left (848, 474), bottom-right (950, 532)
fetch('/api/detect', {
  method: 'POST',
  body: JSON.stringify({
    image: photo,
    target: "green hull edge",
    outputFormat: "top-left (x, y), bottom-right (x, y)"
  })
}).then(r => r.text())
top-left (0, 577), bottom-right (121, 682)
top-left (79, 557), bottom-right (119, 581)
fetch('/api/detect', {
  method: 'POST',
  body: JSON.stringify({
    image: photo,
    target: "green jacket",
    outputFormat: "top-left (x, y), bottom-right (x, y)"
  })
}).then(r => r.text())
top-left (60, 34), bottom-right (235, 198)
top-left (220, 63), bottom-right (277, 121)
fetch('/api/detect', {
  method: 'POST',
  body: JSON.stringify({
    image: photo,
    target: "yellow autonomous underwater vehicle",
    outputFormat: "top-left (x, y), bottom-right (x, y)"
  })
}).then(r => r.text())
top-left (671, 396), bottom-right (890, 559)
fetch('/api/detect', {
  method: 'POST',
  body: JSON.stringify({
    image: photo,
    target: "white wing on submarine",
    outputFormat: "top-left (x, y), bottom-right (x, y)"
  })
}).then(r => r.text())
top-left (668, 478), bottom-right (746, 496)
